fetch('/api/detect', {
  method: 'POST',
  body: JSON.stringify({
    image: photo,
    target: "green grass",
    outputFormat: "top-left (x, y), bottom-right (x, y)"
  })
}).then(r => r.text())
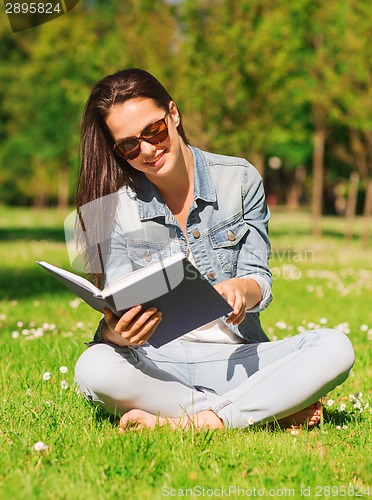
top-left (0, 206), bottom-right (371, 499)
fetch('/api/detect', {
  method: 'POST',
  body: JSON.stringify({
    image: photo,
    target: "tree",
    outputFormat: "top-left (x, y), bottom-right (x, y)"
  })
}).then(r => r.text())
top-left (176, 0), bottom-right (313, 181)
top-left (330, 0), bottom-right (372, 245)
top-left (0, 0), bottom-right (177, 206)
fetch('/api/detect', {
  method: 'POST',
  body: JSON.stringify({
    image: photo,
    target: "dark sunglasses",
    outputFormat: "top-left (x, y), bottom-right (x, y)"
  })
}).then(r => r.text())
top-left (113, 113), bottom-right (169, 161)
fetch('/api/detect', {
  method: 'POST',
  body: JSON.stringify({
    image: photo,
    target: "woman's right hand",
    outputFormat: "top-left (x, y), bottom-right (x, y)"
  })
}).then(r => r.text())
top-left (102, 305), bottom-right (162, 347)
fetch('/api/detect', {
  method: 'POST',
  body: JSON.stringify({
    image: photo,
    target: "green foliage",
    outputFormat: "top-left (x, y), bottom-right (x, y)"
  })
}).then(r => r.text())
top-left (0, 0), bottom-right (371, 205)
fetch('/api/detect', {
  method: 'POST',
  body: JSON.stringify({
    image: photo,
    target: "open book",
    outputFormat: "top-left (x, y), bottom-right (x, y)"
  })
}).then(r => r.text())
top-left (37, 254), bottom-right (232, 348)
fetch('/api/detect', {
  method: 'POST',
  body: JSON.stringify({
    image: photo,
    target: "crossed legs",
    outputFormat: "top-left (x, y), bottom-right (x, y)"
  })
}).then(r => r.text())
top-left (75, 329), bottom-right (354, 430)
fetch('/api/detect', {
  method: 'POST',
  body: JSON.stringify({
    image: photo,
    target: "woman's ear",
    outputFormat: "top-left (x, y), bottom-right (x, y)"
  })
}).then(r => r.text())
top-left (168, 101), bottom-right (180, 127)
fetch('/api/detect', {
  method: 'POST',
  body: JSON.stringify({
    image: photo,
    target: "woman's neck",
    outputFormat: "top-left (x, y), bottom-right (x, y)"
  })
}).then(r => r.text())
top-left (149, 143), bottom-right (194, 232)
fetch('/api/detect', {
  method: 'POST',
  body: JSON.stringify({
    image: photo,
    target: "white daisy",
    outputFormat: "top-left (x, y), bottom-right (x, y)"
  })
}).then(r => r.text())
top-left (33, 441), bottom-right (48, 451)
top-left (69, 298), bottom-right (81, 309)
top-left (59, 366), bottom-right (68, 374)
top-left (42, 372), bottom-right (51, 381)
top-left (60, 380), bottom-right (69, 390)
top-left (275, 321), bottom-right (287, 330)
top-left (349, 394), bottom-right (357, 404)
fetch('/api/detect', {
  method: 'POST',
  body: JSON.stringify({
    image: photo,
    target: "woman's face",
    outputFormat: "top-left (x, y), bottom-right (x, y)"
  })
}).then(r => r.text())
top-left (106, 98), bottom-right (183, 180)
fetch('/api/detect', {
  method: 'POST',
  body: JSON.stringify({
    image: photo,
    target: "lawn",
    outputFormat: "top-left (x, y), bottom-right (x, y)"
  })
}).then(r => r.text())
top-left (0, 206), bottom-right (371, 499)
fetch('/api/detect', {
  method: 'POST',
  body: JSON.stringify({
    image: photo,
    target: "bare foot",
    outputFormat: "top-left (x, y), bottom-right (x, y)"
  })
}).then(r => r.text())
top-left (276, 402), bottom-right (322, 428)
top-left (119, 409), bottom-right (224, 431)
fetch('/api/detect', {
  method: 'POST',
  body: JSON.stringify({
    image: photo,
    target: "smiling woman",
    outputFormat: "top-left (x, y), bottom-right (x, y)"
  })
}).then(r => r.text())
top-left (77, 68), bottom-right (190, 208)
top-left (112, 110), bottom-right (169, 161)
top-left (73, 68), bottom-right (355, 431)
top-left (106, 98), bottom-right (189, 184)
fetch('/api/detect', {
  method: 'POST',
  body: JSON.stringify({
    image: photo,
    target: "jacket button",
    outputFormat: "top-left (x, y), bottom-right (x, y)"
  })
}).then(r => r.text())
top-left (207, 272), bottom-right (215, 280)
top-left (193, 229), bottom-right (201, 239)
top-left (227, 230), bottom-right (236, 241)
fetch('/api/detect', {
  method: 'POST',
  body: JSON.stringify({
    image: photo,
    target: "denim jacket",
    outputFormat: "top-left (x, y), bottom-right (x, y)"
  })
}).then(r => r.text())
top-left (94, 146), bottom-right (272, 344)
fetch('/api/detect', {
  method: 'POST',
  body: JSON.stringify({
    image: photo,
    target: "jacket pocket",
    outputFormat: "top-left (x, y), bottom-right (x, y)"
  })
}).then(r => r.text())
top-left (209, 213), bottom-right (250, 273)
top-left (127, 239), bottom-right (172, 269)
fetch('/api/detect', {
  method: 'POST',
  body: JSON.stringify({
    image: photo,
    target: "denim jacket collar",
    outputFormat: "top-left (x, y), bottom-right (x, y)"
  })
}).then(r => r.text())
top-left (191, 146), bottom-right (217, 203)
top-left (136, 146), bottom-right (216, 222)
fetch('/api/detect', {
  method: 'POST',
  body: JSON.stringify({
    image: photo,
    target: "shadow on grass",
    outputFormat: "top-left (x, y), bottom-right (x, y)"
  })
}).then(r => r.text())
top-left (268, 227), bottom-right (311, 239)
top-left (89, 404), bottom-right (358, 433)
top-left (0, 227), bottom-right (65, 242)
top-left (0, 266), bottom-right (85, 300)
top-left (322, 228), bottom-right (362, 241)
top-left (322, 408), bottom-right (356, 426)
top-left (269, 226), bottom-right (362, 242)
top-left (94, 405), bottom-right (120, 424)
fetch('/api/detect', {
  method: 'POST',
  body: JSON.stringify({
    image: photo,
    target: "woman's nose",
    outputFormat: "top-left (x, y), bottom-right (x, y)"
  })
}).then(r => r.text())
top-left (140, 139), bottom-right (156, 157)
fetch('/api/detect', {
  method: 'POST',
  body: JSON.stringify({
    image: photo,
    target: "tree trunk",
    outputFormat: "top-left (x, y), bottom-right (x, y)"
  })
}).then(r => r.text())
top-left (58, 166), bottom-right (69, 209)
top-left (344, 171), bottom-right (359, 242)
top-left (251, 152), bottom-right (265, 179)
top-left (312, 110), bottom-right (326, 237)
top-left (33, 190), bottom-right (48, 209)
top-left (361, 179), bottom-right (372, 248)
top-left (285, 167), bottom-right (306, 209)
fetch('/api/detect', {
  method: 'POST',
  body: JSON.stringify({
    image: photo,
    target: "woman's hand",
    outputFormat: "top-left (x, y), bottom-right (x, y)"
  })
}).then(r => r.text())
top-left (214, 278), bottom-right (261, 326)
top-left (102, 305), bottom-right (162, 347)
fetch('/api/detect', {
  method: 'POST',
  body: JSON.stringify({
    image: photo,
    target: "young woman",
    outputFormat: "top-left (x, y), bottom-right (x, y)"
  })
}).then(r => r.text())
top-left (74, 68), bottom-right (354, 430)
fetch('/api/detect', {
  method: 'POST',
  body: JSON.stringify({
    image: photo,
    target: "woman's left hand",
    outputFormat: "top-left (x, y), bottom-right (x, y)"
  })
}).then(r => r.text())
top-left (214, 277), bottom-right (261, 326)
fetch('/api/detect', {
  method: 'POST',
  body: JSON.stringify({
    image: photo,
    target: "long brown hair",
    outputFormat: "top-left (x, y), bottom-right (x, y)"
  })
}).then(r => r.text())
top-left (76, 68), bottom-right (189, 209)
top-left (74, 68), bottom-right (189, 285)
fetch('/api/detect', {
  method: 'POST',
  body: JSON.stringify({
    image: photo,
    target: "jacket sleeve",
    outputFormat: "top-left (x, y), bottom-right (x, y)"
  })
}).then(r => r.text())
top-left (236, 163), bottom-right (272, 312)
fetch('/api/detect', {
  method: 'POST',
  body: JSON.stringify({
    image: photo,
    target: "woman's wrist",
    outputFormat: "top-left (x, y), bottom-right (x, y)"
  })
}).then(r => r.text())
top-left (101, 322), bottom-right (131, 347)
top-left (240, 277), bottom-right (261, 310)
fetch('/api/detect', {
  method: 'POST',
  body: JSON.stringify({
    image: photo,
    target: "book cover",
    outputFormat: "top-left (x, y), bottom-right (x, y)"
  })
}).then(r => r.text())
top-left (37, 255), bottom-right (232, 348)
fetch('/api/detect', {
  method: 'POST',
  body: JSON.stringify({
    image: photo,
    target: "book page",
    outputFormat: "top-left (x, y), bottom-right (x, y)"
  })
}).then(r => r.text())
top-left (37, 261), bottom-right (101, 295)
top-left (101, 252), bottom-right (185, 297)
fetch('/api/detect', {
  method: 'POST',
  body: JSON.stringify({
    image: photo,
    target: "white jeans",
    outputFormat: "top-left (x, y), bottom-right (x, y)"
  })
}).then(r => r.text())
top-left (74, 329), bottom-right (354, 428)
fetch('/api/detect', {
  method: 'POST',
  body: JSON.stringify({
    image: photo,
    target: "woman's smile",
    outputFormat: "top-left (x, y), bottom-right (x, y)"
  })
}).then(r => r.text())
top-left (106, 97), bottom-right (183, 179)
top-left (142, 149), bottom-right (167, 168)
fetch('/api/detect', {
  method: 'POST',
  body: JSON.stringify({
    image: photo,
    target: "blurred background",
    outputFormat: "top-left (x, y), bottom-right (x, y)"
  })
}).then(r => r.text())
top-left (0, 0), bottom-right (371, 241)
